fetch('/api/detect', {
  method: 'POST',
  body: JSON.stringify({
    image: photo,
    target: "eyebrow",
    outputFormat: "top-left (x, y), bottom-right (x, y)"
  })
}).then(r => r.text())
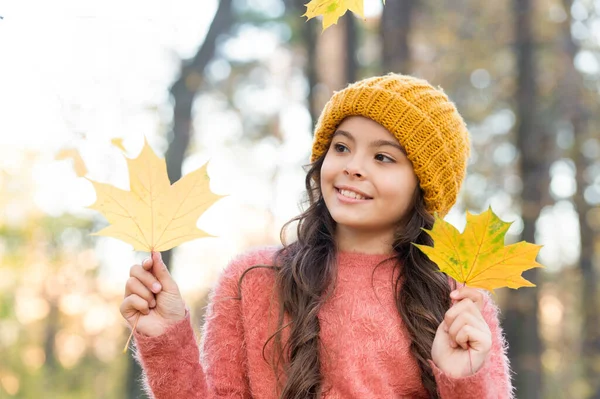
top-left (332, 129), bottom-right (407, 155)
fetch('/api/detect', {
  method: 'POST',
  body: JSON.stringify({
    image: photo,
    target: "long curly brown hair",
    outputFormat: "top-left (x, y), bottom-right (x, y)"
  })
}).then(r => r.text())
top-left (241, 153), bottom-right (453, 398)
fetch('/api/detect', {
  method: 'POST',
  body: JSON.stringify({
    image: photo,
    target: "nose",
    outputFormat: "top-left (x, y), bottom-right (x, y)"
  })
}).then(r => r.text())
top-left (344, 159), bottom-right (365, 179)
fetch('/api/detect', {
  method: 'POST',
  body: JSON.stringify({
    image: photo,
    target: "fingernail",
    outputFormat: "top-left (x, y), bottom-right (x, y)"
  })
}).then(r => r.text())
top-left (158, 252), bottom-right (162, 261)
top-left (143, 257), bottom-right (151, 266)
top-left (152, 282), bottom-right (162, 293)
top-left (150, 299), bottom-right (156, 308)
top-left (450, 290), bottom-right (459, 298)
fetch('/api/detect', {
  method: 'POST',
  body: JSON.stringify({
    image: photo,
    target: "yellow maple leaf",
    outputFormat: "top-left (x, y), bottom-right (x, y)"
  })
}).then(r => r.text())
top-left (86, 138), bottom-right (224, 252)
top-left (413, 207), bottom-right (544, 292)
top-left (56, 148), bottom-right (88, 177)
top-left (304, 0), bottom-right (366, 31)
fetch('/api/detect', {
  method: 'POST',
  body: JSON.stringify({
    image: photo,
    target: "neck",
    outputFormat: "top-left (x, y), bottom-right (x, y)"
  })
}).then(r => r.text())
top-left (334, 225), bottom-right (395, 255)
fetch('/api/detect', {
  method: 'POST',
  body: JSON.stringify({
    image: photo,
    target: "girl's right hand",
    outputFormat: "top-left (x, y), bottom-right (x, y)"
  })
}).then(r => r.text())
top-left (120, 251), bottom-right (187, 337)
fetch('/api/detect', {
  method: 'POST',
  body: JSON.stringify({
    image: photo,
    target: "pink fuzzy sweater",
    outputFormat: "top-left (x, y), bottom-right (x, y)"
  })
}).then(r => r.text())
top-left (134, 247), bottom-right (513, 398)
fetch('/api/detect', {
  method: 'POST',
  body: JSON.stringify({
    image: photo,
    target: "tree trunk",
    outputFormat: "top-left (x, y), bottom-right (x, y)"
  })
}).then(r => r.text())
top-left (560, 0), bottom-right (599, 395)
top-left (285, 0), bottom-right (319, 129)
top-left (165, 0), bottom-right (234, 187)
top-left (303, 18), bottom-right (319, 129)
top-left (502, 0), bottom-right (545, 397)
top-left (312, 11), bottom-right (358, 114)
top-left (287, 4), bottom-right (355, 129)
top-left (43, 302), bottom-right (59, 391)
top-left (573, 90), bottom-right (600, 399)
top-left (344, 14), bottom-right (358, 84)
top-left (315, 20), bottom-right (347, 112)
top-left (125, 1), bottom-right (234, 397)
top-left (380, 0), bottom-right (416, 74)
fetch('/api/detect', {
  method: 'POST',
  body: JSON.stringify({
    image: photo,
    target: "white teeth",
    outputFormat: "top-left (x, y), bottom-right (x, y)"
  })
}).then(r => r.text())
top-left (339, 189), bottom-right (366, 200)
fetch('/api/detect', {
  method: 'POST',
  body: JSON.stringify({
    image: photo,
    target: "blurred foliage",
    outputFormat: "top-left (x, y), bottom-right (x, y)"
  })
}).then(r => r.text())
top-left (0, 211), bottom-right (130, 397)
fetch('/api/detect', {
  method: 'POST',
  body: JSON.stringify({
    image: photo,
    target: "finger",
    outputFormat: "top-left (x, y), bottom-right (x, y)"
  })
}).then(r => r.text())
top-left (151, 251), bottom-right (179, 293)
top-left (444, 298), bottom-right (483, 328)
top-left (455, 324), bottom-right (491, 352)
top-left (437, 320), bottom-right (458, 349)
top-left (120, 294), bottom-right (151, 320)
top-left (438, 320), bottom-right (448, 334)
top-left (130, 264), bottom-right (162, 294)
top-left (142, 257), bottom-right (153, 271)
top-left (447, 312), bottom-right (487, 346)
top-left (125, 277), bottom-right (156, 308)
top-left (450, 287), bottom-right (485, 310)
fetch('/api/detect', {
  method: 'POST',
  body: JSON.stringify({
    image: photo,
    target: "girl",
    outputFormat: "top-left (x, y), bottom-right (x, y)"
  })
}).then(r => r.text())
top-left (120, 74), bottom-right (513, 398)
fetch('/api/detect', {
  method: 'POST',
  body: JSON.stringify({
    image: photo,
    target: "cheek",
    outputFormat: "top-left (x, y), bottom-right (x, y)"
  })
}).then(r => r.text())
top-left (378, 173), bottom-right (418, 205)
top-left (320, 154), bottom-right (336, 184)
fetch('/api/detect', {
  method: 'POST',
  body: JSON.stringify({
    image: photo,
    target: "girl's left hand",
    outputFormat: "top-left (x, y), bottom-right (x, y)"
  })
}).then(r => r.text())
top-left (431, 286), bottom-right (492, 378)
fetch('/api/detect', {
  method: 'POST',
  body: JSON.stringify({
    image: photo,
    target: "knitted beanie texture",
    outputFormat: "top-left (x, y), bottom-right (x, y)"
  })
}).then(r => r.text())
top-left (310, 74), bottom-right (470, 217)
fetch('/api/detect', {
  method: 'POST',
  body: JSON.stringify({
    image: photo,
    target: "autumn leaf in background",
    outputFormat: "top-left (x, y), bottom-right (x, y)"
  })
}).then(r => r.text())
top-left (110, 138), bottom-right (127, 152)
top-left (304, 0), bottom-right (380, 32)
top-left (55, 138), bottom-right (125, 177)
top-left (55, 148), bottom-right (88, 177)
top-left (86, 138), bottom-right (224, 252)
top-left (413, 207), bottom-right (544, 292)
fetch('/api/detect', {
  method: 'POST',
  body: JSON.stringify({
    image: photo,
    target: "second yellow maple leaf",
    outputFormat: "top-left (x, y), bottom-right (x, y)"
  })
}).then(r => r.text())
top-left (304, 0), bottom-right (367, 31)
top-left (87, 139), bottom-right (224, 252)
top-left (414, 208), bottom-right (544, 292)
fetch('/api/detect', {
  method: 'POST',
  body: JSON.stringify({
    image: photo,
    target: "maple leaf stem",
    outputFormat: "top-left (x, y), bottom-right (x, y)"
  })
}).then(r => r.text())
top-left (123, 312), bottom-right (141, 354)
top-left (468, 345), bottom-right (474, 375)
top-left (462, 283), bottom-right (474, 374)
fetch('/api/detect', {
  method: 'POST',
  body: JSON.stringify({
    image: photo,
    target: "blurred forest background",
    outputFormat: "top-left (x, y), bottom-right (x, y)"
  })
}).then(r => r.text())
top-left (1, 0), bottom-right (600, 398)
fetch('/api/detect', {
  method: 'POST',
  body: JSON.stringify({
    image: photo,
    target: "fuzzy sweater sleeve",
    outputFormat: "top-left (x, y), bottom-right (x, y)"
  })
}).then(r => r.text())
top-left (430, 293), bottom-right (514, 399)
top-left (132, 255), bottom-right (253, 399)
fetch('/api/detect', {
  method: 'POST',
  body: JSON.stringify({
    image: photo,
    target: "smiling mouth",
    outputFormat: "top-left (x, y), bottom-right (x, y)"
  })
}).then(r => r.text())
top-left (336, 188), bottom-right (372, 200)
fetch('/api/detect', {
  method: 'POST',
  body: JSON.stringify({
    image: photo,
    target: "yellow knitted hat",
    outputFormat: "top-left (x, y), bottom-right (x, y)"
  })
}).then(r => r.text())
top-left (311, 74), bottom-right (470, 217)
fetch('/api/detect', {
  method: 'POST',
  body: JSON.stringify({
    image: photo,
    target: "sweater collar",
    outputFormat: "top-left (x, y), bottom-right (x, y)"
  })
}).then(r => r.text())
top-left (336, 251), bottom-right (397, 267)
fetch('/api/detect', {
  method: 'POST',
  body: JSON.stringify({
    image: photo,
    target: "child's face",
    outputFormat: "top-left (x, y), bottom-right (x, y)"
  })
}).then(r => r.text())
top-left (320, 116), bottom-right (418, 239)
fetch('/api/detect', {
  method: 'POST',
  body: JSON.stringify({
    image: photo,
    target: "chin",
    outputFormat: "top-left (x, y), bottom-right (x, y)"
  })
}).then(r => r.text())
top-left (330, 216), bottom-right (376, 231)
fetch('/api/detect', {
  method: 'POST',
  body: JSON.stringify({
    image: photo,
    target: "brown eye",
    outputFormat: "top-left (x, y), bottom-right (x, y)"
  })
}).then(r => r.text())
top-left (375, 153), bottom-right (395, 163)
top-left (334, 143), bottom-right (349, 153)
